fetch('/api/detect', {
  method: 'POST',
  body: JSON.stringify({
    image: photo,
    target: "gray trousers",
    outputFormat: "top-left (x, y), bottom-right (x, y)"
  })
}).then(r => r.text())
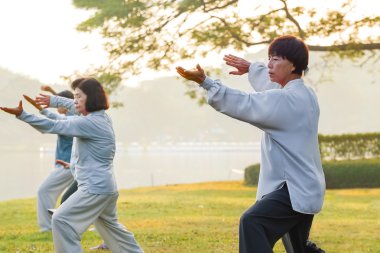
top-left (52, 189), bottom-right (144, 253)
top-left (37, 165), bottom-right (74, 231)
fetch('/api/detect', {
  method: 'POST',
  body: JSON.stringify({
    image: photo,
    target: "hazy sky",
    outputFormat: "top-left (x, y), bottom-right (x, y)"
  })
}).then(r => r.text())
top-left (0, 0), bottom-right (107, 84)
top-left (0, 0), bottom-right (378, 86)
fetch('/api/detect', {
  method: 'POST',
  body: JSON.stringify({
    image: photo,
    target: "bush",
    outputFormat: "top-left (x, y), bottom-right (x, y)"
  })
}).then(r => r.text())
top-left (244, 164), bottom-right (260, 186)
top-left (319, 132), bottom-right (380, 160)
top-left (323, 159), bottom-right (380, 189)
top-left (244, 158), bottom-right (380, 189)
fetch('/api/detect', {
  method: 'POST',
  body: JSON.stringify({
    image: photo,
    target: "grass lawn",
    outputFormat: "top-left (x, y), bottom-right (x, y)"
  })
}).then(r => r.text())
top-left (0, 181), bottom-right (379, 252)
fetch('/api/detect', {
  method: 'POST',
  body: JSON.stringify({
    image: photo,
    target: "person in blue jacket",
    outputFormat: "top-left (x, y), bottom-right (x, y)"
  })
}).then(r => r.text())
top-left (23, 89), bottom-right (74, 232)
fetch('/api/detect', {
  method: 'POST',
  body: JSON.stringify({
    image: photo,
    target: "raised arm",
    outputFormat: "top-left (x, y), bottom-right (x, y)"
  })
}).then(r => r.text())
top-left (223, 54), bottom-right (280, 91)
top-left (248, 62), bottom-right (281, 91)
top-left (176, 64), bottom-right (287, 131)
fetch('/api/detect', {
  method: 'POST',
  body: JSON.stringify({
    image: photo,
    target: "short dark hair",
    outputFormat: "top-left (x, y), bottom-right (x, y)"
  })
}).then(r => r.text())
top-left (268, 35), bottom-right (309, 75)
top-left (57, 90), bottom-right (74, 99)
top-left (76, 78), bottom-right (109, 112)
top-left (71, 78), bottom-right (85, 90)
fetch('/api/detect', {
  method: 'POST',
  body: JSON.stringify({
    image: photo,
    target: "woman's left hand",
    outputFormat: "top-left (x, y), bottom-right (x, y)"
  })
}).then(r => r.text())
top-left (0, 100), bottom-right (23, 116)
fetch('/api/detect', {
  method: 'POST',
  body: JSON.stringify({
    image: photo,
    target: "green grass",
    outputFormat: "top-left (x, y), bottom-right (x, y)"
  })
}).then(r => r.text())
top-left (0, 181), bottom-right (379, 253)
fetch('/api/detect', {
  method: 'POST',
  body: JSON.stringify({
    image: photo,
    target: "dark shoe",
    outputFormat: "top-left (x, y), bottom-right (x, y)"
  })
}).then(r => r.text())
top-left (306, 240), bottom-right (325, 253)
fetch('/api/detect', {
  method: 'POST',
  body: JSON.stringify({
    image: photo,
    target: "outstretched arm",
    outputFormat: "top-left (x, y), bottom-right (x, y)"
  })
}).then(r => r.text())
top-left (16, 111), bottom-right (92, 138)
top-left (200, 77), bottom-right (287, 131)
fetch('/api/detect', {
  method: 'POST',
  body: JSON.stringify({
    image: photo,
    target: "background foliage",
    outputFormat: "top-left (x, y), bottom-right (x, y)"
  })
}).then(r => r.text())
top-left (71, 0), bottom-right (380, 98)
top-left (319, 132), bottom-right (380, 160)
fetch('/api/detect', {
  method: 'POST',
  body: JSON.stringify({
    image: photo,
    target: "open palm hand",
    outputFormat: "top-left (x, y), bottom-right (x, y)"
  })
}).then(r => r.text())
top-left (0, 100), bottom-right (23, 116)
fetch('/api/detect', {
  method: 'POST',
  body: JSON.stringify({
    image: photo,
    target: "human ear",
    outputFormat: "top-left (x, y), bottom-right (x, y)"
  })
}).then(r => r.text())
top-left (290, 64), bottom-right (296, 73)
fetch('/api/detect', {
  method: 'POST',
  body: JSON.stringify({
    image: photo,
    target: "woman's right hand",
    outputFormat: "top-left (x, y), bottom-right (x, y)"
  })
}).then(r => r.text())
top-left (35, 94), bottom-right (51, 108)
top-left (0, 100), bottom-right (23, 116)
top-left (176, 64), bottom-right (206, 84)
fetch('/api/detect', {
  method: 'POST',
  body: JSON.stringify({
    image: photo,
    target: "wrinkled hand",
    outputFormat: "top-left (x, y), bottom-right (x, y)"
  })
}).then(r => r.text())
top-left (41, 85), bottom-right (57, 95)
top-left (35, 94), bottom-right (51, 108)
top-left (223, 54), bottom-right (251, 75)
top-left (56, 160), bottom-right (70, 169)
top-left (176, 64), bottom-right (206, 84)
top-left (0, 100), bottom-right (23, 116)
top-left (23, 94), bottom-right (43, 111)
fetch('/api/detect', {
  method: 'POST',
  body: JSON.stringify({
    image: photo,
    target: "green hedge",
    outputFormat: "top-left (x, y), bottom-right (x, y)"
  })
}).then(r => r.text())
top-left (244, 164), bottom-right (260, 187)
top-left (319, 132), bottom-right (380, 160)
top-left (244, 158), bottom-right (380, 189)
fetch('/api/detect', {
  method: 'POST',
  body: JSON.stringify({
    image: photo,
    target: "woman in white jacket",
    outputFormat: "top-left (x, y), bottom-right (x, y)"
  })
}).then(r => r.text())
top-left (176, 35), bottom-right (325, 253)
top-left (1, 78), bottom-right (144, 253)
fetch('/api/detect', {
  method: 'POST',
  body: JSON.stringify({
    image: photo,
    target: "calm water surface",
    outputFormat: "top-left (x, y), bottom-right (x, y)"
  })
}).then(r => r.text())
top-left (0, 146), bottom-right (260, 201)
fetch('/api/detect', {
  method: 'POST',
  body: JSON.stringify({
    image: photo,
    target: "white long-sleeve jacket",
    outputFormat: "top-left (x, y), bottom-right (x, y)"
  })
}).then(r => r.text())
top-left (200, 62), bottom-right (325, 214)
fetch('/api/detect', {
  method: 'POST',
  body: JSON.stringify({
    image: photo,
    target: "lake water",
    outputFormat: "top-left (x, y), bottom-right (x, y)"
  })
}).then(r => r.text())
top-left (0, 143), bottom-right (261, 201)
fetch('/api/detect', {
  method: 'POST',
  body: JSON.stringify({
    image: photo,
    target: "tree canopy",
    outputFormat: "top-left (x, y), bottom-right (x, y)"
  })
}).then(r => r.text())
top-left (72, 0), bottom-right (380, 97)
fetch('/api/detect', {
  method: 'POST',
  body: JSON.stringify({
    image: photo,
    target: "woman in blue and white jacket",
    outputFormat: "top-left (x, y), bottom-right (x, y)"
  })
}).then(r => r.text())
top-left (1, 78), bottom-right (143, 253)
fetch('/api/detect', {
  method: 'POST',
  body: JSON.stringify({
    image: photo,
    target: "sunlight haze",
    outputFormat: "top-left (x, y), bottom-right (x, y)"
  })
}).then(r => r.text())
top-left (0, 0), bottom-right (378, 85)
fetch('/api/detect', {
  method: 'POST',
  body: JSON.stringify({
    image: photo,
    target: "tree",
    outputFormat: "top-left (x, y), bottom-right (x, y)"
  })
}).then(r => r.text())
top-left (72, 0), bottom-right (380, 98)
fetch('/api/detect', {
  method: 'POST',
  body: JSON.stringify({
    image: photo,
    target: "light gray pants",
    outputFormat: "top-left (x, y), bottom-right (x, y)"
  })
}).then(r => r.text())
top-left (37, 165), bottom-right (74, 231)
top-left (52, 189), bottom-right (144, 253)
